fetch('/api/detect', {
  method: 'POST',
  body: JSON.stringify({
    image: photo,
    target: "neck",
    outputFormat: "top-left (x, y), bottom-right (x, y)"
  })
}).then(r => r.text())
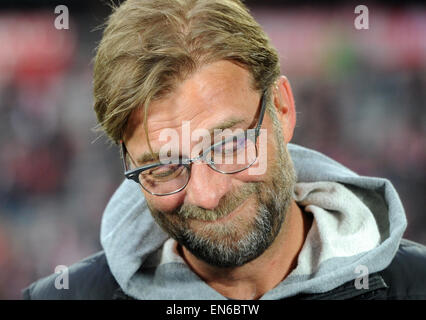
top-left (178, 200), bottom-right (312, 299)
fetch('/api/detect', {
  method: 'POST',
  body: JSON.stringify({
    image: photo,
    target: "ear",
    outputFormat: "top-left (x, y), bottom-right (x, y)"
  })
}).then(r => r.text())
top-left (272, 75), bottom-right (296, 143)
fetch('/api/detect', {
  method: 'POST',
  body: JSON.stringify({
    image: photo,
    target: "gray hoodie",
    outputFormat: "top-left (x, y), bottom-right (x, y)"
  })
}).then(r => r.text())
top-left (100, 143), bottom-right (407, 299)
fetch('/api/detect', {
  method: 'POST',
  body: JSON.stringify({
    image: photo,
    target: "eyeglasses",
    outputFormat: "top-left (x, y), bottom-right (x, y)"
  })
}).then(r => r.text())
top-left (120, 90), bottom-right (267, 196)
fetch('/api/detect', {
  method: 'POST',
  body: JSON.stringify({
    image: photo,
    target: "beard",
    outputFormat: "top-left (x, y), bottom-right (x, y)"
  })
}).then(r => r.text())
top-left (147, 121), bottom-right (296, 268)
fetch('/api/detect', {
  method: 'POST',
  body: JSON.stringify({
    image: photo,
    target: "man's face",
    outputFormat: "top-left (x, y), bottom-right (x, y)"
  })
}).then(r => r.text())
top-left (124, 60), bottom-right (296, 267)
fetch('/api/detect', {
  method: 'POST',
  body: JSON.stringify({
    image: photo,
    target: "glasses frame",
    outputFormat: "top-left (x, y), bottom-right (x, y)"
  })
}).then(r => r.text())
top-left (120, 90), bottom-right (267, 196)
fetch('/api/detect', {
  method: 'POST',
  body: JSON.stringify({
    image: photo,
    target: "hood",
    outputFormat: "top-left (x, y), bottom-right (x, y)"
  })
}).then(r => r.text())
top-left (100, 143), bottom-right (407, 299)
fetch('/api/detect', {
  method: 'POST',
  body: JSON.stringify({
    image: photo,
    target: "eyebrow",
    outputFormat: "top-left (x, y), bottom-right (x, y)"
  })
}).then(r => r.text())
top-left (134, 118), bottom-right (246, 166)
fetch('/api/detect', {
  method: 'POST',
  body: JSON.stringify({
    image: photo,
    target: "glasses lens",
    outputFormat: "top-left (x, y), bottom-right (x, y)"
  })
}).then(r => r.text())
top-left (208, 133), bottom-right (258, 173)
top-left (139, 164), bottom-right (189, 195)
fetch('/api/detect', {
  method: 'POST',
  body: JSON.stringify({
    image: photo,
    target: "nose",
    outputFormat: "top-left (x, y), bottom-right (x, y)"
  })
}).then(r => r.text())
top-left (184, 162), bottom-right (233, 210)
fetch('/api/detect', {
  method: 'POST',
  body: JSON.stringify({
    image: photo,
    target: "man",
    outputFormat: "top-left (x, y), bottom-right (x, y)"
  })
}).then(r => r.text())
top-left (23, 0), bottom-right (426, 300)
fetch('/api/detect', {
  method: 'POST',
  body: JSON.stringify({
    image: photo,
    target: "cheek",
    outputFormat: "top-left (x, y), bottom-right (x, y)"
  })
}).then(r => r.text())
top-left (232, 133), bottom-right (276, 183)
top-left (232, 164), bottom-right (267, 185)
top-left (142, 186), bottom-right (186, 213)
top-left (233, 169), bottom-right (266, 183)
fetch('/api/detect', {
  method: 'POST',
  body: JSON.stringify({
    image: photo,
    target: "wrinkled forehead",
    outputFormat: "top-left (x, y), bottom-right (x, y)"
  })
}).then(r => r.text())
top-left (124, 61), bottom-right (261, 152)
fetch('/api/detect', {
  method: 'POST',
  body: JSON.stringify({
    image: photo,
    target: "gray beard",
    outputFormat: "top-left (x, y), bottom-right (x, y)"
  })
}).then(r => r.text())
top-left (177, 175), bottom-right (293, 267)
top-left (148, 145), bottom-right (296, 268)
top-left (147, 116), bottom-right (296, 267)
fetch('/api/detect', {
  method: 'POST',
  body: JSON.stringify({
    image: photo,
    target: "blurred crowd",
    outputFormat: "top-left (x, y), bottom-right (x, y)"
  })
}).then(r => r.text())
top-left (0, 5), bottom-right (425, 299)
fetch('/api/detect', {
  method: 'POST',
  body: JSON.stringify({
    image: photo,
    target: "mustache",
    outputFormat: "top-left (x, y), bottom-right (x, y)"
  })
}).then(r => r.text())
top-left (175, 183), bottom-right (258, 221)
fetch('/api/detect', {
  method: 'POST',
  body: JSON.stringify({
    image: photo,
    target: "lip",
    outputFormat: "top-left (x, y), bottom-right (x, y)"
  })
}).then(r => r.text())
top-left (195, 195), bottom-right (252, 225)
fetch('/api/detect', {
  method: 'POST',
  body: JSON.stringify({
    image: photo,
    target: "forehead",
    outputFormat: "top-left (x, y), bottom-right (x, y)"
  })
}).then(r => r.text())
top-left (124, 60), bottom-right (260, 154)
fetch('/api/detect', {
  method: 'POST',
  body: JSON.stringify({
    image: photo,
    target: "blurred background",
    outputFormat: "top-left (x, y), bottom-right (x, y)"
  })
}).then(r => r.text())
top-left (0, 0), bottom-right (424, 299)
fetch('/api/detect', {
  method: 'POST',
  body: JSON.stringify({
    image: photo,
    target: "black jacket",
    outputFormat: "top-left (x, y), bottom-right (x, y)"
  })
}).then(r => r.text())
top-left (22, 238), bottom-right (426, 300)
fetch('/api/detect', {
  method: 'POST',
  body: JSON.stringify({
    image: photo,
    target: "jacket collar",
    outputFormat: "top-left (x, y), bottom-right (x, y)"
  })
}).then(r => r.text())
top-left (112, 272), bottom-right (388, 300)
top-left (294, 272), bottom-right (388, 300)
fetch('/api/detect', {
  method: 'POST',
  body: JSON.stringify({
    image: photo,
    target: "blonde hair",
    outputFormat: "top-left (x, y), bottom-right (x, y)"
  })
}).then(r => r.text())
top-left (93, 0), bottom-right (280, 144)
